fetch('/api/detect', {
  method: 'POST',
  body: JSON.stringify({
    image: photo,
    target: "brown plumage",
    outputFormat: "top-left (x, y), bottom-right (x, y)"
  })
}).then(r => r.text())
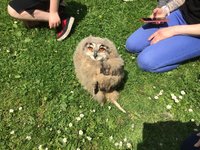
top-left (73, 36), bottom-right (126, 113)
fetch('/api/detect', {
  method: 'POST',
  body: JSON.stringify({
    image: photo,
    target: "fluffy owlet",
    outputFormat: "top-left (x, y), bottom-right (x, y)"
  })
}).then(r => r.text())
top-left (73, 36), bottom-right (126, 113)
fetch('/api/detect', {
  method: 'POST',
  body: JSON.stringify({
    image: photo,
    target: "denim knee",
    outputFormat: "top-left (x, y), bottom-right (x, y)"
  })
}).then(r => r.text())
top-left (125, 37), bottom-right (141, 53)
top-left (137, 53), bottom-right (158, 72)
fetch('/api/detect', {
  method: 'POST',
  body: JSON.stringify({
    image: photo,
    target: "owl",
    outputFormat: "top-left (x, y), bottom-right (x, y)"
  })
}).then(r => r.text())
top-left (73, 36), bottom-right (126, 113)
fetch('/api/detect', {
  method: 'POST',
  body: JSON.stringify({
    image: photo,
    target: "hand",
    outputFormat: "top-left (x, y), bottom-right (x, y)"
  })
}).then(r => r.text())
top-left (194, 133), bottom-right (200, 147)
top-left (148, 26), bottom-right (176, 45)
top-left (149, 8), bottom-right (168, 24)
top-left (150, 8), bottom-right (168, 19)
top-left (49, 12), bottom-right (61, 29)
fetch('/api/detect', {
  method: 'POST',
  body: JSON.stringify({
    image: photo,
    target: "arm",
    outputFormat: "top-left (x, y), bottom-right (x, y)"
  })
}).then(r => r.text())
top-left (49, 0), bottom-right (60, 28)
top-left (151, 0), bottom-right (185, 19)
top-left (165, 0), bottom-right (185, 12)
top-left (149, 24), bottom-right (200, 44)
top-left (173, 24), bottom-right (200, 36)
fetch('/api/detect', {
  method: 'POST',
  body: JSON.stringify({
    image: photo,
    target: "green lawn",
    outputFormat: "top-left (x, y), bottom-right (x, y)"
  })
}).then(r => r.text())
top-left (1, 0), bottom-right (200, 150)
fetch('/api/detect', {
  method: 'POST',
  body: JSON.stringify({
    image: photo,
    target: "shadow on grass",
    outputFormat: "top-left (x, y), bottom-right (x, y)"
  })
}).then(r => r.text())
top-left (137, 121), bottom-right (200, 150)
top-left (64, 1), bottom-right (87, 35)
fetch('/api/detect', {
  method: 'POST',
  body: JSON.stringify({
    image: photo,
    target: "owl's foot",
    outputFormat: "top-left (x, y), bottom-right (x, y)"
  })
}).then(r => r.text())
top-left (94, 91), bottom-right (106, 105)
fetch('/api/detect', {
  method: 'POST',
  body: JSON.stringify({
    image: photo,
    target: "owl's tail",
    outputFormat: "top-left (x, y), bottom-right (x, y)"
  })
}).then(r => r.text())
top-left (106, 91), bottom-right (126, 113)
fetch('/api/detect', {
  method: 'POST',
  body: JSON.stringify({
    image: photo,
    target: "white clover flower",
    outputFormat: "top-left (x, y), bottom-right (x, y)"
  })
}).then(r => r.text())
top-left (57, 130), bottom-right (61, 134)
top-left (10, 130), bottom-right (15, 135)
top-left (191, 119), bottom-right (195, 122)
top-left (119, 141), bottom-right (123, 147)
top-left (69, 123), bottom-right (73, 127)
top-left (82, 138), bottom-right (85, 143)
top-left (92, 109), bottom-right (96, 112)
top-left (79, 105), bottom-right (82, 108)
top-left (166, 105), bottom-right (172, 110)
top-left (108, 106), bottom-right (112, 110)
top-left (86, 136), bottom-right (92, 141)
top-left (154, 96), bottom-right (159, 100)
top-left (70, 91), bottom-right (74, 94)
top-left (181, 90), bottom-right (186, 95)
top-left (159, 90), bottom-right (164, 95)
top-left (38, 145), bottom-right (43, 150)
top-left (131, 124), bottom-right (135, 129)
top-left (188, 108), bottom-right (193, 112)
top-left (179, 95), bottom-right (183, 99)
top-left (148, 97), bottom-right (152, 100)
top-left (26, 136), bottom-right (31, 140)
top-left (171, 94), bottom-right (177, 100)
top-left (106, 118), bottom-right (109, 122)
top-left (45, 148), bottom-right (48, 150)
top-left (77, 148), bottom-right (80, 150)
top-left (109, 136), bottom-right (113, 141)
top-left (19, 107), bottom-right (22, 111)
top-left (79, 130), bottom-right (83, 136)
top-left (9, 109), bottom-right (14, 113)
top-left (76, 117), bottom-right (81, 121)
top-left (153, 86), bottom-right (156, 89)
top-left (49, 128), bottom-right (52, 131)
top-left (131, 56), bottom-right (135, 60)
top-left (123, 137), bottom-right (127, 142)
top-left (114, 142), bottom-right (119, 147)
top-left (63, 137), bottom-right (67, 143)
top-left (174, 99), bottom-right (180, 103)
top-left (159, 143), bottom-right (163, 146)
top-left (127, 143), bottom-right (132, 148)
top-left (80, 114), bottom-right (84, 118)
top-left (14, 21), bottom-right (18, 24)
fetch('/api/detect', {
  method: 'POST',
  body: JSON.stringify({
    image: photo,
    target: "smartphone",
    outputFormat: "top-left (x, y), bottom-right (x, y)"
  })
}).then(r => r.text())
top-left (141, 17), bottom-right (168, 23)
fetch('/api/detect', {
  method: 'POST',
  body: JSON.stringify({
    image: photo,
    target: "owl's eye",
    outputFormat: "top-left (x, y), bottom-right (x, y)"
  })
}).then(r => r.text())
top-left (99, 47), bottom-right (106, 52)
top-left (88, 46), bottom-right (94, 51)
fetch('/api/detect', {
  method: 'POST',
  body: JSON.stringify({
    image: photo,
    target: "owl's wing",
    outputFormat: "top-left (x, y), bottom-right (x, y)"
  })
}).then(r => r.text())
top-left (102, 57), bottom-right (124, 76)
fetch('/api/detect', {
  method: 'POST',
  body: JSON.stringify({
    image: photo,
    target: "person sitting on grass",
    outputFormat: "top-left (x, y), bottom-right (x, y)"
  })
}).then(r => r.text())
top-left (125, 0), bottom-right (200, 73)
top-left (7, 0), bottom-right (75, 41)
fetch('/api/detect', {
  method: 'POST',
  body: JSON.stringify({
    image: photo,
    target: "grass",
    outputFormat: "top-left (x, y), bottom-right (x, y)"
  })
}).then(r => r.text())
top-left (1, 0), bottom-right (200, 149)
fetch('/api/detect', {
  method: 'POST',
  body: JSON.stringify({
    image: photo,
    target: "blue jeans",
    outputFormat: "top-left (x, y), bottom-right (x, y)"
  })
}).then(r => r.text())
top-left (126, 10), bottom-right (200, 73)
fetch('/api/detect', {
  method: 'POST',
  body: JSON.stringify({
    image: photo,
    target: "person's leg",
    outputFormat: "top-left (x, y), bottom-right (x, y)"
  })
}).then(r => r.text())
top-left (7, 4), bottom-right (49, 22)
top-left (180, 133), bottom-right (200, 150)
top-left (125, 23), bottom-right (159, 53)
top-left (136, 35), bottom-right (200, 72)
top-left (125, 9), bottom-right (186, 53)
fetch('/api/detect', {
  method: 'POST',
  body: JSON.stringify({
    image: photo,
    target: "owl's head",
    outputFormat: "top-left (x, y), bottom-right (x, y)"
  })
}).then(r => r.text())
top-left (77, 36), bottom-right (119, 61)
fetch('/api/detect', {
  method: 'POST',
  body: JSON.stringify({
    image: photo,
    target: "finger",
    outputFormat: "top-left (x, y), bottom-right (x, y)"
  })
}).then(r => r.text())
top-left (56, 23), bottom-right (59, 27)
top-left (151, 37), bottom-right (160, 45)
top-left (49, 23), bottom-right (52, 29)
top-left (194, 139), bottom-right (200, 147)
top-left (153, 8), bottom-right (159, 18)
top-left (155, 21), bottom-right (161, 24)
top-left (53, 23), bottom-right (57, 28)
top-left (148, 32), bottom-right (156, 41)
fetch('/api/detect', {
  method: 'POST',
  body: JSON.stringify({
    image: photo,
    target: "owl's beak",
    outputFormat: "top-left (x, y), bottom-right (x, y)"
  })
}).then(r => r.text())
top-left (93, 51), bottom-right (98, 59)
